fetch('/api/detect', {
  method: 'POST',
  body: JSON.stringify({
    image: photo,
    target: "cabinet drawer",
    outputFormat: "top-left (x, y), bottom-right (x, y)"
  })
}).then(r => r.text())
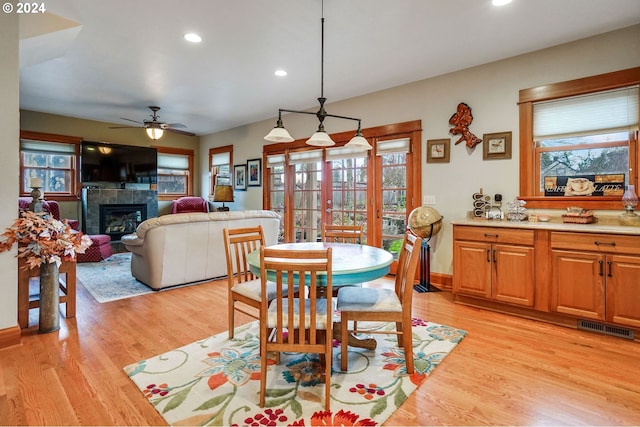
top-left (453, 225), bottom-right (534, 246)
top-left (551, 232), bottom-right (640, 256)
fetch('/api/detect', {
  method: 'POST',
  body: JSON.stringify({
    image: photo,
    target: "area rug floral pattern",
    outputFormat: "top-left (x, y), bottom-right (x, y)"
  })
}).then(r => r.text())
top-left (124, 318), bottom-right (466, 426)
top-left (76, 252), bottom-right (153, 303)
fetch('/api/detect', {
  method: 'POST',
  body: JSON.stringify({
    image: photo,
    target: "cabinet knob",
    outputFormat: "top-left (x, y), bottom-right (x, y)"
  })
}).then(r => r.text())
top-left (594, 240), bottom-right (616, 247)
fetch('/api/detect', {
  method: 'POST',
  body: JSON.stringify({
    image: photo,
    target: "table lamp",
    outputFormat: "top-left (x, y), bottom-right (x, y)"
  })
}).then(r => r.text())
top-left (213, 184), bottom-right (234, 211)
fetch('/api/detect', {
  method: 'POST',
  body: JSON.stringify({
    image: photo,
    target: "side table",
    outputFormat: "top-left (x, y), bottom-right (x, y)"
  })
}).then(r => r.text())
top-left (17, 258), bottom-right (76, 329)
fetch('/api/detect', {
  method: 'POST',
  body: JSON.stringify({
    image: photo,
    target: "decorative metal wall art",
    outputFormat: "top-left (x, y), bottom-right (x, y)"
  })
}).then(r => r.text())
top-left (449, 102), bottom-right (482, 148)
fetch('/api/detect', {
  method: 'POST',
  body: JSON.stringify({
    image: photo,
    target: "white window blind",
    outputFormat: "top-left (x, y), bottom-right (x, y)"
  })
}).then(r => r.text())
top-left (20, 139), bottom-right (76, 153)
top-left (325, 146), bottom-right (368, 161)
top-left (211, 152), bottom-right (230, 166)
top-left (533, 86), bottom-right (639, 140)
top-left (266, 154), bottom-right (286, 168)
top-left (158, 153), bottom-right (189, 170)
top-left (288, 150), bottom-right (323, 165)
top-left (376, 138), bottom-right (410, 156)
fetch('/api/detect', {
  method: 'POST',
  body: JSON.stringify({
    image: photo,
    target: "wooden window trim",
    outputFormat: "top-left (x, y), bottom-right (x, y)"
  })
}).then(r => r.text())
top-left (518, 67), bottom-right (640, 209)
top-left (19, 130), bottom-right (82, 201)
top-left (154, 146), bottom-right (195, 201)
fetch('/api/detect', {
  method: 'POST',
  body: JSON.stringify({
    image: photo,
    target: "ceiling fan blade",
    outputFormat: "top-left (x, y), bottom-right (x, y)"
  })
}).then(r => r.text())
top-left (108, 125), bottom-right (143, 129)
top-left (165, 122), bottom-right (187, 129)
top-left (120, 117), bottom-right (144, 124)
top-left (166, 128), bottom-right (196, 136)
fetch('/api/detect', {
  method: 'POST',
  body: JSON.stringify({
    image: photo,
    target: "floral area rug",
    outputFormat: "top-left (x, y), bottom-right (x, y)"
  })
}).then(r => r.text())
top-left (76, 252), bottom-right (153, 303)
top-left (124, 319), bottom-right (466, 426)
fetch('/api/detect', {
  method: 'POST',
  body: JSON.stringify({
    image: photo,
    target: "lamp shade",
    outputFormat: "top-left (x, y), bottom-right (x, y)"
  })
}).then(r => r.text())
top-left (264, 126), bottom-right (294, 142)
top-left (306, 131), bottom-right (335, 147)
top-left (345, 135), bottom-right (372, 150)
top-left (213, 184), bottom-right (234, 203)
top-left (146, 127), bottom-right (164, 140)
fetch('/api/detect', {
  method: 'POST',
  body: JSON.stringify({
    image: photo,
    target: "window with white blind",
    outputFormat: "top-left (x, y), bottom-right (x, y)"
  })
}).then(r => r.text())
top-left (20, 138), bottom-right (78, 197)
top-left (519, 68), bottom-right (640, 209)
top-left (156, 148), bottom-right (194, 197)
top-left (209, 145), bottom-right (233, 196)
top-left (534, 86), bottom-right (638, 195)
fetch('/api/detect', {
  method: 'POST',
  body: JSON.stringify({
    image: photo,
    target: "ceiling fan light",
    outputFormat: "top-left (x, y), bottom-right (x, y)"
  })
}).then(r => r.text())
top-left (306, 131), bottom-right (335, 147)
top-left (264, 126), bottom-right (294, 142)
top-left (345, 135), bottom-right (372, 150)
top-left (146, 127), bottom-right (164, 140)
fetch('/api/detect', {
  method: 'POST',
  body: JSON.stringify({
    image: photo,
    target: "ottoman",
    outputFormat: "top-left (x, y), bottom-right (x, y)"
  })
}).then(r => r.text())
top-left (77, 234), bottom-right (112, 263)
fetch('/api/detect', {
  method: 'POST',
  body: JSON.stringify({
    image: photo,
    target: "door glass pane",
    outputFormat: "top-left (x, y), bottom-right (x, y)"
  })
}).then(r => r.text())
top-left (269, 165), bottom-right (285, 242)
top-left (293, 161), bottom-right (322, 242)
top-left (380, 153), bottom-right (407, 258)
top-left (330, 157), bottom-right (368, 242)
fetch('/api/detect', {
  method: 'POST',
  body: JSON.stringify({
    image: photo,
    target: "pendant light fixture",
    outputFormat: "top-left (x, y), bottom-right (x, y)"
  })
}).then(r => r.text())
top-left (264, 1), bottom-right (371, 150)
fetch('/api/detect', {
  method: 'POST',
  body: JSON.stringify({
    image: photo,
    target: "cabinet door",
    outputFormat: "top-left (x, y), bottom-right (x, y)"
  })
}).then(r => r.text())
top-left (606, 255), bottom-right (640, 328)
top-left (453, 240), bottom-right (491, 298)
top-left (551, 250), bottom-right (604, 320)
top-left (492, 244), bottom-right (535, 307)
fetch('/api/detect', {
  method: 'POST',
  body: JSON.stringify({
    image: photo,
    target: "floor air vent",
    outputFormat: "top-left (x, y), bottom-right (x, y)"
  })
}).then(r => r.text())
top-left (578, 319), bottom-right (634, 340)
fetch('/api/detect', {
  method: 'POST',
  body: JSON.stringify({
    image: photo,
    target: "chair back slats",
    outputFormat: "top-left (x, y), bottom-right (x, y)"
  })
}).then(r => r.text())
top-left (259, 247), bottom-right (333, 409)
top-left (395, 233), bottom-right (421, 306)
top-left (321, 224), bottom-right (364, 244)
top-left (223, 226), bottom-right (267, 338)
top-left (223, 226), bottom-right (265, 285)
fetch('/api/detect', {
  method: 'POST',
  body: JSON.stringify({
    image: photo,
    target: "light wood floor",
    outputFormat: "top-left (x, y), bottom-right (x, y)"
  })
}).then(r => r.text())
top-left (1, 276), bottom-right (639, 426)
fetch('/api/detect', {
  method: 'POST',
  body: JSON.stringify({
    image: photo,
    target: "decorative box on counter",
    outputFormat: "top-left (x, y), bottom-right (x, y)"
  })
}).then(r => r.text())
top-left (562, 207), bottom-right (596, 224)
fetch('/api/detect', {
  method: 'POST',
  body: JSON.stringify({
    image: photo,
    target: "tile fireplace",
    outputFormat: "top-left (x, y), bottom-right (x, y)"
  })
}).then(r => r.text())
top-left (82, 188), bottom-right (158, 241)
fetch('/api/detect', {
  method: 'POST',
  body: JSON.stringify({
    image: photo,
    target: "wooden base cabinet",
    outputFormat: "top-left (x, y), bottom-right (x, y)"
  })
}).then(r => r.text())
top-left (551, 232), bottom-right (640, 329)
top-left (453, 226), bottom-right (535, 307)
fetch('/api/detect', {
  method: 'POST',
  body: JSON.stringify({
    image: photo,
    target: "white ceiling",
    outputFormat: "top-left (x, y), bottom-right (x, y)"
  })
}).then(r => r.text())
top-left (18, 0), bottom-right (640, 137)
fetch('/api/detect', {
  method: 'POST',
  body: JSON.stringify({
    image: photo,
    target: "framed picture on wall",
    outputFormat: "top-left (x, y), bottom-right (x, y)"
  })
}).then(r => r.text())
top-left (482, 132), bottom-right (512, 160)
top-left (247, 158), bottom-right (262, 187)
top-left (233, 164), bottom-right (247, 190)
top-left (426, 139), bottom-right (450, 163)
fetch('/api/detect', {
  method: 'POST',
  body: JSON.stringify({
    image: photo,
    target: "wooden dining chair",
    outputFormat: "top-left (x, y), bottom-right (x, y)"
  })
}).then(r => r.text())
top-left (322, 223), bottom-right (364, 244)
top-left (336, 232), bottom-right (422, 373)
top-left (223, 226), bottom-right (270, 338)
top-left (259, 246), bottom-right (333, 410)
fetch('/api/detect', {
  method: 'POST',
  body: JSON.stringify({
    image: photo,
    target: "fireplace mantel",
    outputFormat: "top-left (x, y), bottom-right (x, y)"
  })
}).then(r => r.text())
top-left (82, 188), bottom-right (158, 237)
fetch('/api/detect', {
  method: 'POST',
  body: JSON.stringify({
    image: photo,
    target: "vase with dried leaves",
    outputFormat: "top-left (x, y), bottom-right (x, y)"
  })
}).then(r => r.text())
top-left (0, 211), bottom-right (92, 332)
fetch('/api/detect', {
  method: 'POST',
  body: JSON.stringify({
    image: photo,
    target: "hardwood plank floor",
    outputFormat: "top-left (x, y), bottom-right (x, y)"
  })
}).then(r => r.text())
top-left (1, 276), bottom-right (639, 426)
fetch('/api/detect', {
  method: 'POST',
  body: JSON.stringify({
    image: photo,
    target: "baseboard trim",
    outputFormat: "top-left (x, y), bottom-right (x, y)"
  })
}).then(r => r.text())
top-left (430, 272), bottom-right (452, 291)
top-left (0, 325), bottom-right (22, 349)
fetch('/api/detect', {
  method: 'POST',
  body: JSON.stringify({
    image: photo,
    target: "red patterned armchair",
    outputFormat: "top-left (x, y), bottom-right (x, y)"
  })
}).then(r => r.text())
top-left (171, 196), bottom-right (210, 214)
top-left (18, 197), bottom-right (80, 230)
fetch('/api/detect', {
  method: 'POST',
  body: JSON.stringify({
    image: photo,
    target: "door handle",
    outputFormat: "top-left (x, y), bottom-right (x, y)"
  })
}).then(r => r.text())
top-left (594, 241), bottom-right (616, 247)
top-left (486, 249), bottom-right (491, 263)
top-left (598, 260), bottom-right (603, 276)
top-left (607, 260), bottom-right (613, 277)
top-left (492, 249), bottom-right (497, 263)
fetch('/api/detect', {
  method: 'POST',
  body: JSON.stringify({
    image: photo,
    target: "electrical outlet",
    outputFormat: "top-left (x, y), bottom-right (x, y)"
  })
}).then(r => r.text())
top-left (423, 195), bottom-right (436, 205)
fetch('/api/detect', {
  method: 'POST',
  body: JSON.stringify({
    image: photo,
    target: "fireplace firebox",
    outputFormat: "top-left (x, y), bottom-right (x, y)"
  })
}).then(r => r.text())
top-left (99, 204), bottom-right (147, 241)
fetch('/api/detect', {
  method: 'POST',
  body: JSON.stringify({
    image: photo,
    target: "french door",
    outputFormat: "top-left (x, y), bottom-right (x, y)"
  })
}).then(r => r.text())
top-left (264, 121), bottom-right (421, 253)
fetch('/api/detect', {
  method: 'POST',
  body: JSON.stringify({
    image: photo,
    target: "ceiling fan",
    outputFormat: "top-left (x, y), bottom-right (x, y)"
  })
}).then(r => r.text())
top-left (109, 106), bottom-right (196, 139)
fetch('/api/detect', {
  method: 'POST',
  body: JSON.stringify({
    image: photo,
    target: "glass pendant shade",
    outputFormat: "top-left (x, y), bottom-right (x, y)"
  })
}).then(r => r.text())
top-left (622, 184), bottom-right (638, 214)
top-left (264, 126), bottom-right (294, 142)
top-left (345, 135), bottom-right (372, 150)
top-left (146, 127), bottom-right (164, 140)
top-left (306, 131), bottom-right (335, 147)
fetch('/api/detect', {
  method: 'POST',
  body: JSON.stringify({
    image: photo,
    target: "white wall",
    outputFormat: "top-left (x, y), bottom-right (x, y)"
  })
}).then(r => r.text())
top-left (0, 11), bottom-right (20, 331)
top-left (200, 24), bottom-right (640, 276)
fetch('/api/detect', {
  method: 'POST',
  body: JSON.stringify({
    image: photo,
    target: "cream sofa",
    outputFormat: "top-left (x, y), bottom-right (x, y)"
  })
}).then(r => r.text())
top-left (121, 210), bottom-right (280, 290)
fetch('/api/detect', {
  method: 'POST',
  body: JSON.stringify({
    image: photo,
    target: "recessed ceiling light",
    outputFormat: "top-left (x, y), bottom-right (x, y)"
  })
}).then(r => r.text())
top-left (492, 0), bottom-right (512, 5)
top-left (274, 69), bottom-right (288, 77)
top-left (184, 33), bottom-right (202, 43)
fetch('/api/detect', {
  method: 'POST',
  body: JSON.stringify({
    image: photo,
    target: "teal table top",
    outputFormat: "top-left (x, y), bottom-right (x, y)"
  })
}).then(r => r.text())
top-left (247, 242), bottom-right (393, 287)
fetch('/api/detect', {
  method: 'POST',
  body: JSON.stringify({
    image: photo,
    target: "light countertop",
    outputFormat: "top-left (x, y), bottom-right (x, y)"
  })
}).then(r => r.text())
top-left (450, 216), bottom-right (640, 236)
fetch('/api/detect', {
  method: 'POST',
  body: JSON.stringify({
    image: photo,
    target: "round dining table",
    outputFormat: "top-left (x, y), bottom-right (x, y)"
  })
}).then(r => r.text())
top-left (247, 242), bottom-right (394, 350)
top-left (247, 241), bottom-right (394, 287)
